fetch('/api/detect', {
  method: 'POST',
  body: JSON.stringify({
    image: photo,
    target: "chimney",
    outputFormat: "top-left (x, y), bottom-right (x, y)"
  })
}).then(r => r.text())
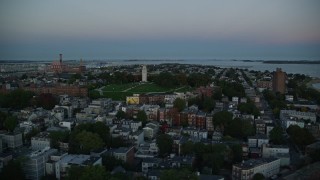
top-left (59, 54), bottom-right (62, 63)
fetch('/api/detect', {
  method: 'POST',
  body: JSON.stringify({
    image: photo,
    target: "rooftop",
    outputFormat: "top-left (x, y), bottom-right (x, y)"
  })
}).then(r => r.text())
top-left (233, 158), bottom-right (279, 169)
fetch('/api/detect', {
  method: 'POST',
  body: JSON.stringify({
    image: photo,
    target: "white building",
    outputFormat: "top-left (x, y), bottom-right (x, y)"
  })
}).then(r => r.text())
top-left (142, 65), bottom-right (147, 82)
top-left (0, 131), bottom-right (23, 149)
top-left (122, 120), bottom-right (142, 132)
top-left (280, 110), bottom-right (317, 123)
top-left (282, 117), bottom-right (305, 129)
top-left (142, 158), bottom-right (162, 173)
top-left (49, 154), bottom-right (102, 179)
top-left (143, 122), bottom-right (159, 139)
top-left (262, 144), bottom-right (290, 166)
top-left (31, 133), bottom-right (51, 150)
top-left (232, 158), bottom-right (281, 180)
top-left (129, 130), bottom-right (144, 147)
top-left (23, 148), bottom-right (58, 180)
top-left (59, 120), bottom-right (74, 130)
top-left (248, 134), bottom-right (269, 148)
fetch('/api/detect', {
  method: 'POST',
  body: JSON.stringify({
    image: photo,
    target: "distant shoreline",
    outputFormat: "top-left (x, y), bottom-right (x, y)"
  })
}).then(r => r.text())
top-left (262, 60), bottom-right (320, 64)
top-left (307, 78), bottom-right (320, 91)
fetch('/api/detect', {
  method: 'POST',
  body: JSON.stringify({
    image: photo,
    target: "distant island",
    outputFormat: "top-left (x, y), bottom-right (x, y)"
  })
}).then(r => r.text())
top-left (262, 60), bottom-right (320, 64)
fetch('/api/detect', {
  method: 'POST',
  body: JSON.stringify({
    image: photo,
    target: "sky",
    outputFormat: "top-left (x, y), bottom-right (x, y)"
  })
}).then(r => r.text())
top-left (0, 0), bottom-right (320, 60)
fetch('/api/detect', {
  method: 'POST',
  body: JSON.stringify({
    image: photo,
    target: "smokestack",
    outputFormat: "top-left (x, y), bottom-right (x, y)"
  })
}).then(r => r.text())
top-left (59, 54), bottom-right (62, 63)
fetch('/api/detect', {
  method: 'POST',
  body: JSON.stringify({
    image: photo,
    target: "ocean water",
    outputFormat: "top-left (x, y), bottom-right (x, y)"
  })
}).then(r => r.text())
top-left (110, 59), bottom-right (320, 78)
top-left (313, 83), bottom-right (320, 90)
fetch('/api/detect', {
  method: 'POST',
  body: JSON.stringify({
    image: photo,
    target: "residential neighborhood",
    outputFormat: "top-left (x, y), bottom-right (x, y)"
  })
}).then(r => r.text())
top-left (0, 59), bottom-right (320, 180)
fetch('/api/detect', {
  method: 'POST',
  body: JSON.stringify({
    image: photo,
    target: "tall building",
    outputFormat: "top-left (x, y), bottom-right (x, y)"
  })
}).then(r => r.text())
top-left (142, 65), bottom-right (147, 82)
top-left (272, 68), bottom-right (286, 94)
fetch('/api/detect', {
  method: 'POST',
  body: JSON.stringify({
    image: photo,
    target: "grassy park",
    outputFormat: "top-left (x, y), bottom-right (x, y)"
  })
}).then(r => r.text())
top-left (94, 82), bottom-right (193, 100)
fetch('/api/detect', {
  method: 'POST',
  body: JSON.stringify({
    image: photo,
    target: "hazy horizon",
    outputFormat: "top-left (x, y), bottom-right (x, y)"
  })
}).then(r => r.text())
top-left (1, 0), bottom-right (320, 60)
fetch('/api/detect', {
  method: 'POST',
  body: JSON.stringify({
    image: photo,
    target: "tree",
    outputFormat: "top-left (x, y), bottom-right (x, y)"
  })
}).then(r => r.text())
top-left (154, 72), bottom-right (177, 88)
top-left (269, 126), bottom-right (285, 145)
top-left (230, 144), bottom-right (243, 163)
top-left (173, 98), bottom-right (186, 112)
top-left (187, 73), bottom-right (211, 87)
top-left (79, 165), bottom-right (108, 180)
top-left (136, 110), bottom-right (147, 125)
top-left (34, 93), bottom-right (58, 110)
top-left (160, 168), bottom-right (198, 180)
top-left (202, 97), bottom-right (215, 112)
top-left (0, 89), bottom-right (34, 109)
top-left (24, 128), bottom-right (40, 143)
top-left (212, 111), bottom-right (233, 127)
top-left (75, 131), bottom-right (105, 154)
top-left (287, 125), bottom-right (315, 149)
top-left (181, 141), bottom-right (194, 155)
top-left (4, 115), bottom-right (18, 132)
top-left (116, 110), bottom-right (126, 119)
top-left (238, 102), bottom-right (260, 117)
top-left (49, 131), bottom-right (70, 149)
top-left (0, 160), bottom-right (25, 180)
top-left (156, 134), bottom-right (173, 157)
top-left (102, 155), bottom-right (125, 171)
top-left (252, 173), bottom-right (265, 180)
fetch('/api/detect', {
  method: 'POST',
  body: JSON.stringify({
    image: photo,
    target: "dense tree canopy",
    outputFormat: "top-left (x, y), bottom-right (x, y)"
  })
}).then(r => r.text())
top-left (136, 110), bottom-right (148, 125)
top-left (252, 173), bottom-right (265, 180)
top-left (154, 72), bottom-right (178, 88)
top-left (160, 168), bottom-right (198, 180)
top-left (173, 98), bottom-right (186, 112)
top-left (67, 165), bottom-right (108, 180)
top-left (212, 111), bottom-right (233, 127)
top-left (263, 90), bottom-right (287, 118)
top-left (4, 115), bottom-right (18, 132)
top-left (187, 73), bottom-right (212, 87)
top-left (33, 93), bottom-right (58, 110)
top-left (287, 125), bottom-right (315, 149)
top-left (225, 118), bottom-right (255, 139)
top-left (0, 160), bottom-right (25, 180)
top-left (216, 80), bottom-right (245, 99)
top-left (269, 126), bottom-right (286, 145)
top-left (0, 89), bottom-right (34, 109)
top-left (188, 96), bottom-right (215, 113)
top-left (238, 101), bottom-right (260, 117)
top-left (116, 110), bottom-right (126, 119)
top-left (156, 134), bottom-right (173, 157)
top-left (69, 122), bottom-right (110, 154)
top-left (75, 130), bottom-right (105, 154)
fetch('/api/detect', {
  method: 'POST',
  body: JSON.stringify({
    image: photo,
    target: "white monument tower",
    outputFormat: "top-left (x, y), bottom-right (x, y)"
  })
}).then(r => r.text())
top-left (142, 65), bottom-right (147, 82)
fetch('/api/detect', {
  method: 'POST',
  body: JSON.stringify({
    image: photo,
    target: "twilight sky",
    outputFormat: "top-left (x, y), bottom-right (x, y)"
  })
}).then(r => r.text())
top-left (1, 0), bottom-right (320, 60)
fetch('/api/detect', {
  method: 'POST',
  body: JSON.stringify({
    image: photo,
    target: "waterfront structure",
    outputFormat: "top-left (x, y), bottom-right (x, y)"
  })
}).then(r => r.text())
top-left (142, 65), bottom-right (147, 82)
top-left (272, 68), bottom-right (286, 94)
top-left (232, 158), bottom-right (280, 180)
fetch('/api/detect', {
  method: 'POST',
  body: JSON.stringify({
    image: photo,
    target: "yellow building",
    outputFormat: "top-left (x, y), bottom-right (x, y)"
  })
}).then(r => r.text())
top-left (126, 96), bottom-right (139, 105)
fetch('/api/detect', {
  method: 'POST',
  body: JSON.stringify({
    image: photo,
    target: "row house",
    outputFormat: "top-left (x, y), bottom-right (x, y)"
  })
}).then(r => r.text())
top-left (122, 120), bottom-right (142, 133)
top-left (248, 134), bottom-right (269, 148)
top-left (280, 110), bottom-right (317, 123)
top-left (141, 104), bottom-right (160, 121)
top-left (182, 127), bottom-right (208, 140)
